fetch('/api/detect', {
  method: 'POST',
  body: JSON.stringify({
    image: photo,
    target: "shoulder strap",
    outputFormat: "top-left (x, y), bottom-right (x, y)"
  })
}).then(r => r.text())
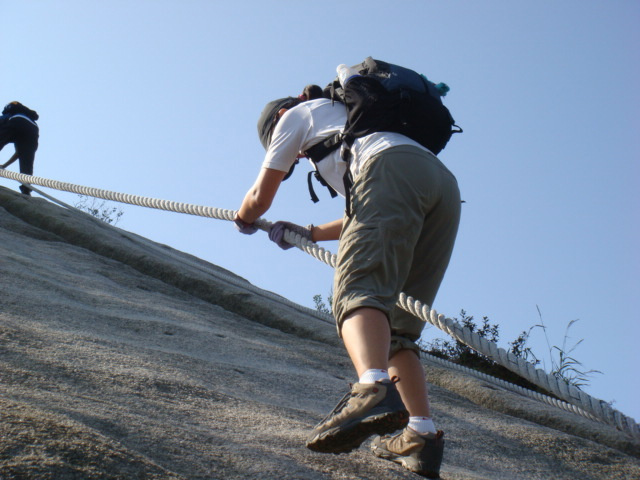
top-left (303, 133), bottom-right (343, 164)
top-left (301, 133), bottom-right (343, 204)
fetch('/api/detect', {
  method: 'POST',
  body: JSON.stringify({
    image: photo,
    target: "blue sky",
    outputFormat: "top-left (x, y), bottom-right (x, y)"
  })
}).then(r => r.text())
top-left (2, 1), bottom-right (638, 423)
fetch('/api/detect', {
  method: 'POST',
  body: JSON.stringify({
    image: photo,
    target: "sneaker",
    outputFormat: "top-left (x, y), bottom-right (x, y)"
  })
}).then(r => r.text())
top-left (371, 428), bottom-right (445, 479)
top-left (306, 379), bottom-right (409, 454)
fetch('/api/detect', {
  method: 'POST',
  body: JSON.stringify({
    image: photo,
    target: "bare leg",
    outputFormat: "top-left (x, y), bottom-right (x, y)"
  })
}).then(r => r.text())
top-left (340, 307), bottom-right (390, 377)
top-left (389, 349), bottom-right (431, 417)
top-left (341, 308), bottom-right (431, 417)
top-left (307, 307), bottom-right (409, 454)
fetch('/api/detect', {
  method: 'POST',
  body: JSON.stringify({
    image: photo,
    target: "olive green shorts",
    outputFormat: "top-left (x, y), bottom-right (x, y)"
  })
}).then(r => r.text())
top-left (332, 145), bottom-right (461, 357)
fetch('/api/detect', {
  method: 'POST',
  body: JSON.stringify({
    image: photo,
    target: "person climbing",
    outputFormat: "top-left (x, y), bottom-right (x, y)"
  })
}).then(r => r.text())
top-left (0, 101), bottom-right (40, 196)
top-left (235, 67), bottom-right (460, 478)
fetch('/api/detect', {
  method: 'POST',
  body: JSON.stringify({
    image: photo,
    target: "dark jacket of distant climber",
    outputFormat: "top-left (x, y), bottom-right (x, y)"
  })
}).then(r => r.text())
top-left (0, 101), bottom-right (40, 195)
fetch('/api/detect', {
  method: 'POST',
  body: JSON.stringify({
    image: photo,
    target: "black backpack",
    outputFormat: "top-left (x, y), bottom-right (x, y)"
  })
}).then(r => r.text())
top-left (303, 57), bottom-right (461, 208)
top-left (2, 101), bottom-right (39, 122)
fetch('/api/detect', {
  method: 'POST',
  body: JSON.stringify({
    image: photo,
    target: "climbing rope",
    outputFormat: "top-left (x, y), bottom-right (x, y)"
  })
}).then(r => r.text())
top-left (1, 168), bottom-right (637, 439)
top-left (0, 169), bottom-right (240, 224)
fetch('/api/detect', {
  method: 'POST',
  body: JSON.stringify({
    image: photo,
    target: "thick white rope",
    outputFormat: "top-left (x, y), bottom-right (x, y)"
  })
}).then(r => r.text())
top-left (1, 169), bottom-right (637, 439)
top-left (0, 170), bottom-right (239, 223)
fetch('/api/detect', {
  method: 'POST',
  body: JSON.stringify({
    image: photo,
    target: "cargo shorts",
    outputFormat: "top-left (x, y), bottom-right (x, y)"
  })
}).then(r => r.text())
top-left (332, 145), bottom-right (461, 357)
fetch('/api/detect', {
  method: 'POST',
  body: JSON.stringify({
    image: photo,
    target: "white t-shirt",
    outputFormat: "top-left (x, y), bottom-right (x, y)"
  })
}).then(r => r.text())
top-left (350, 132), bottom-right (431, 179)
top-left (262, 98), bottom-right (432, 197)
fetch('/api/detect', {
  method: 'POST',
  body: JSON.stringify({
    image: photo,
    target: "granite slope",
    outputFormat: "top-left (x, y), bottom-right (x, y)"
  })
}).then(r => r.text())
top-left (1, 186), bottom-right (638, 480)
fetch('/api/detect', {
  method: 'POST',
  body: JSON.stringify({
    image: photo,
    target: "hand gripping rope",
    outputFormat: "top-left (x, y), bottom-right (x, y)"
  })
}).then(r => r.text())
top-left (0, 168), bottom-right (637, 440)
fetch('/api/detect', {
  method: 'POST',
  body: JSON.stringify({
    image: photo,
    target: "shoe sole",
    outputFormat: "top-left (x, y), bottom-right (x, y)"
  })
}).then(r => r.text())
top-left (372, 445), bottom-right (440, 479)
top-left (307, 409), bottom-right (408, 455)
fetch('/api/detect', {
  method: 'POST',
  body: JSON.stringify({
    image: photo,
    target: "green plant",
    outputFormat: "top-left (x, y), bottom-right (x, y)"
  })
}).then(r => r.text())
top-left (313, 292), bottom-right (333, 315)
top-left (420, 306), bottom-right (601, 394)
top-left (509, 327), bottom-right (541, 366)
top-left (74, 195), bottom-right (124, 225)
top-left (533, 306), bottom-right (601, 389)
top-left (418, 310), bottom-right (544, 392)
top-left (420, 310), bottom-right (501, 363)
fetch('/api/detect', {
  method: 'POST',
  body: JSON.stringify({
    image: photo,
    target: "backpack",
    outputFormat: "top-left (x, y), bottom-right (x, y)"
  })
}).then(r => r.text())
top-left (303, 57), bottom-right (461, 209)
top-left (2, 101), bottom-right (39, 122)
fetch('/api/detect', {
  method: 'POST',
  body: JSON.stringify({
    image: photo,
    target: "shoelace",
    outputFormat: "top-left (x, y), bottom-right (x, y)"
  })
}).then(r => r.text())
top-left (313, 377), bottom-right (400, 428)
top-left (314, 384), bottom-right (354, 427)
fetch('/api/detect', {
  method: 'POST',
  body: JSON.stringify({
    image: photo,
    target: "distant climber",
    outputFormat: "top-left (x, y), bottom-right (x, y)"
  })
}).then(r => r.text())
top-left (0, 101), bottom-right (40, 196)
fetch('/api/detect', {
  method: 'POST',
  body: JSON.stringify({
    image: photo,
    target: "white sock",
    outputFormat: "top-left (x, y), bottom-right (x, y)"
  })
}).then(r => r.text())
top-left (408, 416), bottom-right (437, 435)
top-left (358, 369), bottom-right (390, 384)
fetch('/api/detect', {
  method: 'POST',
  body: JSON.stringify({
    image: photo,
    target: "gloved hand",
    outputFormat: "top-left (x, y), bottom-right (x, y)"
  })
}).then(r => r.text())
top-left (234, 214), bottom-right (258, 235)
top-left (268, 221), bottom-right (313, 250)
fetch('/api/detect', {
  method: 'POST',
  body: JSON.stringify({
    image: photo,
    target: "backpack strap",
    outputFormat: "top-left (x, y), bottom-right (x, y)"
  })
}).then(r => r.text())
top-left (306, 170), bottom-right (338, 203)
top-left (342, 169), bottom-right (354, 217)
top-left (303, 133), bottom-right (343, 163)
top-left (302, 133), bottom-right (344, 203)
top-left (301, 123), bottom-right (359, 217)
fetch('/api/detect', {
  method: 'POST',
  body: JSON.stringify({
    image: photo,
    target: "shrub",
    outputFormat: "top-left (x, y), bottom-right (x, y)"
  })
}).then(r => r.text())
top-left (74, 195), bottom-right (124, 225)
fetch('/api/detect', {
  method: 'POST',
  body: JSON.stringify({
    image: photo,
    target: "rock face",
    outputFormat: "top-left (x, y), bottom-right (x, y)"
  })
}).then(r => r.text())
top-left (1, 186), bottom-right (639, 480)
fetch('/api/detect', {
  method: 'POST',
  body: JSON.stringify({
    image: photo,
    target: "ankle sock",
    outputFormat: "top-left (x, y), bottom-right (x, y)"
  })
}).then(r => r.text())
top-left (358, 369), bottom-right (390, 384)
top-left (408, 416), bottom-right (437, 435)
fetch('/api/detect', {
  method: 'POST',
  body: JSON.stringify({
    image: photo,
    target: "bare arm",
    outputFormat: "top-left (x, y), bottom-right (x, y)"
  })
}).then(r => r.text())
top-left (311, 218), bottom-right (343, 242)
top-left (1, 151), bottom-right (19, 169)
top-left (237, 167), bottom-right (287, 224)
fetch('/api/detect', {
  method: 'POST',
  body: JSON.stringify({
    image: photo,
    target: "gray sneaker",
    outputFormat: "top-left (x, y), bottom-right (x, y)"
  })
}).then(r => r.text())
top-left (306, 379), bottom-right (409, 454)
top-left (371, 427), bottom-right (445, 479)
